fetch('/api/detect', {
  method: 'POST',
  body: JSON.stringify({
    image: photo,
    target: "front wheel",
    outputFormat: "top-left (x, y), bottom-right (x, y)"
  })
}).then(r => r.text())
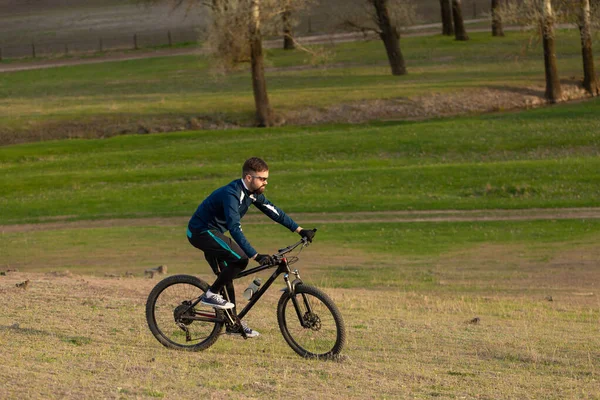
top-left (277, 284), bottom-right (346, 359)
top-left (146, 274), bottom-right (224, 351)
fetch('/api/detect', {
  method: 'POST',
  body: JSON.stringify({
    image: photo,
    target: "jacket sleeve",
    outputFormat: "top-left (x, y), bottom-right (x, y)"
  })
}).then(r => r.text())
top-left (253, 194), bottom-right (299, 233)
top-left (223, 187), bottom-right (257, 258)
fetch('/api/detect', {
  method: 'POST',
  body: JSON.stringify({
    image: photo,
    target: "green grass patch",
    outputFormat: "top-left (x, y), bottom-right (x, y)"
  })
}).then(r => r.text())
top-left (3, 219), bottom-right (599, 292)
top-left (314, 219), bottom-right (600, 257)
top-left (0, 30), bottom-right (588, 139)
top-left (1, 97), bottom-right (599, 224)
top-left (61, 336), bottom-right (93, 346)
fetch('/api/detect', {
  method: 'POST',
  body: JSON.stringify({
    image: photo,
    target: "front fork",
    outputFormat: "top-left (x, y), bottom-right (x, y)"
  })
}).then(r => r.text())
top-left (284, 269), bottom-right (312, 328)
top-left (222, 262), bottom-right (304, 339)
top-left (283, 268), bottom-right (301, 294)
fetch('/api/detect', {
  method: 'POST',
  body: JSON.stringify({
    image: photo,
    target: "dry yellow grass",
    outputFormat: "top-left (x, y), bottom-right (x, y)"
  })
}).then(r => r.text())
top-left (1, 259), bottom-right (598, 399)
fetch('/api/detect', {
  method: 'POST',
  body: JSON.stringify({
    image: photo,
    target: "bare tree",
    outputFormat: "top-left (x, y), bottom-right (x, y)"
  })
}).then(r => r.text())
top-left (373, 0), bottom-right (406, 75)
top-left (577, 0), bottom-right (599, 95)
top-left (248, 0), bottom-right (273, 126)
top-left (140, 0), bottom-right (312, 127)
top-left (541, 0), bottom-right (561, 102)
top-left (341, 0), bottom-right (416, 76)
top-left (279, 0), bottom-right (316, 50)
top-left (555, 0), bottom-right (599, 95)
top-left (452, 0), bottom-right (470, 40)
top-left (497, 0), bottom-right (562, 102)
top-left (202, 0), bottom-right (272, 126)
top-left (440, 0), bottom-right (454, 35)
top-left (491, 0), bottom-right (505, 36)
top-left (282, 7), bottom-right (295, 50)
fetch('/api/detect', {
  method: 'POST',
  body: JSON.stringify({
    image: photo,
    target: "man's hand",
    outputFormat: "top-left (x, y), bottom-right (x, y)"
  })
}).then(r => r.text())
top-left (298, 228), bottom-right (316, 243)
top-left (255, 253), bottom-right (274, 266)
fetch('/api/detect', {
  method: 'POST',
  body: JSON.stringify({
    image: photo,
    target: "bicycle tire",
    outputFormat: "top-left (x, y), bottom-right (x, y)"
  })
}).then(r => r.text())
top-left (277, 283), bottom-right (346, 359)
top-left (146, 274), bottom-right (224, 351)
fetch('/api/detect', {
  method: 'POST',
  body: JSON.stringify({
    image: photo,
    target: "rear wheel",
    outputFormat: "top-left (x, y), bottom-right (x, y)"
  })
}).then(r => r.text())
top-left (146, 274), bottom-right (224, 351)
top-left (277, 284), bottom-right (346, 359)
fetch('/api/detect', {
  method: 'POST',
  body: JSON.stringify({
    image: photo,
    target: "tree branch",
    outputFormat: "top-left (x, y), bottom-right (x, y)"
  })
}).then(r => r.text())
top-left (340, 19), bottom-right (382, 38)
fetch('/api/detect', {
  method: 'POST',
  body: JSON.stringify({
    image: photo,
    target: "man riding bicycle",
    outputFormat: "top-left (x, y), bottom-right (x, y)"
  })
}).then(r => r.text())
top-left (186, 157), bottom-right (315, 338)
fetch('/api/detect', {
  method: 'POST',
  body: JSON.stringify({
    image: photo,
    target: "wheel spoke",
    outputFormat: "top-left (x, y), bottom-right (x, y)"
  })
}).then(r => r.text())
top-left (278, 285), bottom-right (345, 358)
top-left (147, 275), bottom-right (223, 351)
top-left (154, 283), bottom-right (216, 346)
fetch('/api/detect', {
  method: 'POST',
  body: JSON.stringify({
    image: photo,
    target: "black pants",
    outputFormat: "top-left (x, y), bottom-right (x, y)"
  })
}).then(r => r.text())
top-left (187, 229), bottom-right (249, 306)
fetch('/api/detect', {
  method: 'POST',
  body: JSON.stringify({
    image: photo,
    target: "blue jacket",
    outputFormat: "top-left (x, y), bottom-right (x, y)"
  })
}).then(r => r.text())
top-left (188, 179), bottom-right (299, 257)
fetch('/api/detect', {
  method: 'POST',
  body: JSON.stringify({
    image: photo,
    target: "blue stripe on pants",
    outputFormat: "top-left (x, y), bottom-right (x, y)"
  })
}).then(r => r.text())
top-left (207, 231), bottom-right (242, 260)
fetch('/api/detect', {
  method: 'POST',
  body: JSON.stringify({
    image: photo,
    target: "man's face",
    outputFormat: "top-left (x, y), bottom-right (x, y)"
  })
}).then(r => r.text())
top-left (246, 170), bottom-right (269, 194)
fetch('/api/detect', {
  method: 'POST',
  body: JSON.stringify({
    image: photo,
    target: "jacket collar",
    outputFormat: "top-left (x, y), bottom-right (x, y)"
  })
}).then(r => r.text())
top-left (239, 179), bottom-right (257, 201)
top-left (240, 178), bottom-right (250, 193)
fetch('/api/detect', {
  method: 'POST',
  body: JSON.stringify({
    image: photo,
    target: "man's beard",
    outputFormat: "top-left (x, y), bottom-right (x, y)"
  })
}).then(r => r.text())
top-left (254, 185), bottom-right (266, 194)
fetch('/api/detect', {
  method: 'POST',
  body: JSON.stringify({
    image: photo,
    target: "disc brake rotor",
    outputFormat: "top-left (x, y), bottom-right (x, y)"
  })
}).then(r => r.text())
top-left (302, 312), bottom-right (322, 331)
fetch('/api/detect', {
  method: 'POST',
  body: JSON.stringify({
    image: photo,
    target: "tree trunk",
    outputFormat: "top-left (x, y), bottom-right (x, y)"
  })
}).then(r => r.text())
top-left (249, 0), bottom-right (274, 126)
top-left (440, 0), bottom-right (454, 36)
top-left (452, 0), bottom-right (469, 41)
top-left (282, 9), bottom-right (295, 50)
top-left (373, 0), bottom-right (407, 76)
top-left (542, 0), bottom-right (561, 102)
top-left (578, 0), bottom-right (599, 95)
top-left (491, 0), bottom-right (505, 37)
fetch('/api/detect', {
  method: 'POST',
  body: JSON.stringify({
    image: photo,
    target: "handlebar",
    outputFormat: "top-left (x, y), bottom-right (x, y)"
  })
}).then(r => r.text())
top-left (272, 229), bottom-right (317, 261)
top-left (274, 238), bottom-right (307, 258)
top-left (238, 230), bottom-right (317, 276)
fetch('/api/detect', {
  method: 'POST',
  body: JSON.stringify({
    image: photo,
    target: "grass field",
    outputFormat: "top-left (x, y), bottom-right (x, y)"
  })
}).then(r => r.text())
top-left (1, 218), bottom-right (599, 399)
top-left (2, 20), bottom-right (600, 398)
top-left (2, 97), bottom-right (600, 398)
top-left (0, 29), bottom-right (591, 144)
top-left (1, 96), bottom-right (599, 224)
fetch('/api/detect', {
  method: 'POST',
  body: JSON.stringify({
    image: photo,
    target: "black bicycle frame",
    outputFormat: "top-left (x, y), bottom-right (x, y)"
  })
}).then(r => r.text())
top-left (186, 238), bottom-right (311, 325)
top-left (185, 258), bottom-right (295, 324)
top-left (234, 259), bottom-right (292, 320)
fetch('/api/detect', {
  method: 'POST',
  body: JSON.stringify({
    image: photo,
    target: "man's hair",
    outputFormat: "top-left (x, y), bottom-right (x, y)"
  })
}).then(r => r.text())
top-left (242, 157), bottom-right (269, 177)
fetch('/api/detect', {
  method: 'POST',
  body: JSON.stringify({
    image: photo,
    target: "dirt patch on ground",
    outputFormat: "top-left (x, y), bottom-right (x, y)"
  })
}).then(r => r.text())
top-left (2, 208), bottom-right (600, 234)
top-left (1, 80), bottom-right (593, 146)
top-left (281, 81), bottom-right (590, 125)
top-left (0, 112), bottom-right (240, 146)
top-left (435, 241), bottom-right (600, 297)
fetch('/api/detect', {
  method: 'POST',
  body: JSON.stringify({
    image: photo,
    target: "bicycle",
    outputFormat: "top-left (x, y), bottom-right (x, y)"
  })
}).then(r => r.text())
top-left (145, 232), bottom-right (346, 359)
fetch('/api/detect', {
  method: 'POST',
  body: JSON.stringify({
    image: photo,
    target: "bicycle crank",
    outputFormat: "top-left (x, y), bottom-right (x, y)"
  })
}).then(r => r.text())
top-left (173, 301), bottom-right (195, 342)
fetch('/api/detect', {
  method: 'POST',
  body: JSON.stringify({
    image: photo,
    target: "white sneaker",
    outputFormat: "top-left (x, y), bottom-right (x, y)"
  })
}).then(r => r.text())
top-left (226, 321), bottom-right (260, 338)
top-left (200, 292), bottom-right (235, 310)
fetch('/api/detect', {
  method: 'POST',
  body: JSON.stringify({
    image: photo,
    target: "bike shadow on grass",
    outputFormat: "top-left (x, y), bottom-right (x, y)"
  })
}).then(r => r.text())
top-left (1, 323), bottom-right (92, 346)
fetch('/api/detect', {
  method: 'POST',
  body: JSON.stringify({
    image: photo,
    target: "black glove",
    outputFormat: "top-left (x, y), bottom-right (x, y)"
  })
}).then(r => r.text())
top-left (299, 229), bottom-right (316, 243)
top-left (255, 254), bottom-right (274, 266)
